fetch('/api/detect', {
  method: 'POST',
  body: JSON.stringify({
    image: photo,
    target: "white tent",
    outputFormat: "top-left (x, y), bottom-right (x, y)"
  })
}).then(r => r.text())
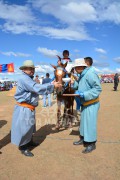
top-left (0, 79), bottom-right (13, 82)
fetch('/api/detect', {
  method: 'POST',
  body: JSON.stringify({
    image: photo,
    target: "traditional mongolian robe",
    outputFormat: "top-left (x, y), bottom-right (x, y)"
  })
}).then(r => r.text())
top-left (74, 67), bottom-right (102, 142)
top-left (11, 72), bottom-right (54, 147)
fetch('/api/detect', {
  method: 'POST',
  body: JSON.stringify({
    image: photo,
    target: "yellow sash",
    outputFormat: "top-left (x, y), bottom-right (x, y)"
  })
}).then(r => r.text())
top-left (83, 97), bottom-right (99, 106)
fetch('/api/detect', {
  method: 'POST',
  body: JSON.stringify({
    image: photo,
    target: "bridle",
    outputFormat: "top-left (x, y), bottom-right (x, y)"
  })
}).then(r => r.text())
top-left (55, 67), bottom-right (67, 95)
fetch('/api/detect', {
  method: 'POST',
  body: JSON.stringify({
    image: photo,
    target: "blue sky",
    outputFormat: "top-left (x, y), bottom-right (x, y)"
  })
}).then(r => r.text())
top-left (0, 0), bottom-right (120, 80)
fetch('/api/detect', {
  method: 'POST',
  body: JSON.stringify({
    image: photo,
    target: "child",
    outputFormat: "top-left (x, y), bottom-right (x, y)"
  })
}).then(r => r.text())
top-left (61, 50), bottom-right (72, 61)
top-left (50, 50), bottom-right (72, 82)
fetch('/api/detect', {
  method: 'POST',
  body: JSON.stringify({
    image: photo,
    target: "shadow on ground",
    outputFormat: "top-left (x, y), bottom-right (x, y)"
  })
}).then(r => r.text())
top-left (30, 124), bottom-right (67, 151)
top-left (0, 120), bottom-right (7, 129)
top-left (0, 132), bottom-right (11, 154)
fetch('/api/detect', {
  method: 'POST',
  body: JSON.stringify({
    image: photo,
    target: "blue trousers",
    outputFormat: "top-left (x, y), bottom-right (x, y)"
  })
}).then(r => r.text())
top-left (43, 94), bottom-right (51, 106)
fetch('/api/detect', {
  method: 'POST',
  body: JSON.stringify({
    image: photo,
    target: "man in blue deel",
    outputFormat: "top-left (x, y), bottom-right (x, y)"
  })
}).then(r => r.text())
top-left (11, 60), bottom-right (61, 157)
top-left (73, 58), bottom-right (102, 154)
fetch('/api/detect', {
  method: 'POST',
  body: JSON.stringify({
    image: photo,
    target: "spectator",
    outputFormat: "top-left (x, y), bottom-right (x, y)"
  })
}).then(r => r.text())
top-left (114, 73), bottom-right (119, 91)
top-left (42, 73), bottom-right (52, 107)
top-left (34, 75), bottom-right (40, 84)
top-left (9, 83), bottom-right (13, 90)
top-left (40, 75), bottom-right (44, 84)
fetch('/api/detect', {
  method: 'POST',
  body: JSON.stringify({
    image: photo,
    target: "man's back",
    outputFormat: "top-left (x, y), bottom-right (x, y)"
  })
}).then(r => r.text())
top-left (42, 77), bottom-right (51, 84)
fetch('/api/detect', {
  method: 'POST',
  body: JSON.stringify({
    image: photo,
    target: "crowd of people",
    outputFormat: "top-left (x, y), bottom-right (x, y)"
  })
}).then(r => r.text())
top-left (0, 81), bottom-right (16, 91)
top-left (9, 50), bottom-right (119, 157)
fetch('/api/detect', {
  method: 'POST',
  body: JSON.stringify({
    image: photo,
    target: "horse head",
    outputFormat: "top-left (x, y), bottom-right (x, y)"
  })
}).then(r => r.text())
top-left (51, 60), bottom-right (68, 85)
top-left (50, 64), bottom-right (67, 94)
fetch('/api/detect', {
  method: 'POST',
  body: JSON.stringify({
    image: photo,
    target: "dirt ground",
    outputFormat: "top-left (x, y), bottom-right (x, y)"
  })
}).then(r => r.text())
top-left (0, 83), bottom-right (120, 180)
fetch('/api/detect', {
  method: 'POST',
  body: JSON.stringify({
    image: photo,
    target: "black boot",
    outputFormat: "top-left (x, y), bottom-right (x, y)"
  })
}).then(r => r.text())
top-left (73, 136), bottom-right (84, 145)
top-left (82, 143), bottom-right (96, 154)
top-left (19, 145), bottom-right (34, 157)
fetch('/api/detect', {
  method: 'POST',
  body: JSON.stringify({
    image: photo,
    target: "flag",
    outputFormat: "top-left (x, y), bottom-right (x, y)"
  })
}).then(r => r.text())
top-left (0, 63), bottom-right (14, 73)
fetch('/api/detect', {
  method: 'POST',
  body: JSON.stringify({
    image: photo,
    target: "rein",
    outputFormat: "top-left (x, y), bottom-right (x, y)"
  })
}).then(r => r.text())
top-left (55, 68), bottom-right (68, 96)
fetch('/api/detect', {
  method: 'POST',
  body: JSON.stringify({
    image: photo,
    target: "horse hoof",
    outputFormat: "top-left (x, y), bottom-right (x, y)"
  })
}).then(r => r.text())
top-left (56, 128), bottom-right (60, 131)
top-left (55, 125), bottom-right (60, 130)
top-left (69, 128), bottom-right (73, 132)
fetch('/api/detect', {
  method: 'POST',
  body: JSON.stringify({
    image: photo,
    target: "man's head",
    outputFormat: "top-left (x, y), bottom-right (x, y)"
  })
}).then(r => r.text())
top-left (46, 73), bottom-right (50, 78)
top-left (19, 60), bottom-right (35, 76)
top-left (36, 75), bottom-right (39, 78)
top-left (41, 75), bottom-right (44, 79)
top-left (73, 59), bottom-right (87, 74)
top-left (84, 57), bottom-right (93, 67)
top-left (63, 50), bottom-right (69, 58)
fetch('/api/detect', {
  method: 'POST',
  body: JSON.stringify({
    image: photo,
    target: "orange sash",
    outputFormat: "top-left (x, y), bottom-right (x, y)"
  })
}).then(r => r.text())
top-left (16, 102), bottom-right (35, 111)
top-left (83, 97), bottom-right (99, 106)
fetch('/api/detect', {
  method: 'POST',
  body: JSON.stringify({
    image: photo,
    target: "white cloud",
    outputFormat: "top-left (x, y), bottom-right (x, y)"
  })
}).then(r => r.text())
top-left (2, 22), bottom-right (92, 41)
top-left (93, 60), bottom-right (109, 67)
top-left (101, 68), bottom-right (114, 74)
top-left (100, 55), bottom-right (108, 60)
top-left (114, 57), bottom-right (120, 63)
top-left (0, 51), bottom-right (31, 57)
top-left (2, 22), bottom-right (38, 35)
top-left (35, 65), bottom-right (46, 73)
top-left (37, 47), bottom-right (61, 58)
top-left (16, 53), bottom-right (31, 57)
top-left (99, 2), bottom-right (120, 24)
top-left (116, 68), bottom-right (120, 73)
top-left (95, 48), bottom-right (107, 54)
top-left (39, 1), bottom-right (97, 25)
top-left (30, 0), bottom-right (120, 24)
top-left (0, 1), bottom-right (35, 23)
top-left (0, 51), bottom-right (17, 57)
top-left (35, 64), bottom-right (54, 73)
top-left (0, 0), bottom-right (120, 41)
top-left (93, 66), bottom-right (102, 73)
top-left (41, 26), bottom-right (93, 41)
top-left (74, 49), bottom-right (80, 53)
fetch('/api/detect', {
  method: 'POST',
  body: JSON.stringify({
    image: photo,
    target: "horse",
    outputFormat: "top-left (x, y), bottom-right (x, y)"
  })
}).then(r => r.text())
top-left (51, 62), bottom-right (75, 130)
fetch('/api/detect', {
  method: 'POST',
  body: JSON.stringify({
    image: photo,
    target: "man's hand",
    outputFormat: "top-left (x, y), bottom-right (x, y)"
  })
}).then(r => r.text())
top-left (53, 82), bottom-right (62, 88)
top-left (70, 80), bottom-right (75, 84)
top-left (75, 90), bottom-right (84, 98)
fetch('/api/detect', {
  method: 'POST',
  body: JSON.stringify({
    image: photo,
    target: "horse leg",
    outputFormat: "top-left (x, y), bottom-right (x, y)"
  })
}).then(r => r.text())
top-left (56, 99), bottom-right (61, 129)
top-left (69, 98), bottom-right (75, 125)
top-left (68, 99), bottom-right (75, 128)
top-left (66, 97), bottom-right (73, 128)
top-left (67, 108), bottom-right (72, 128)
top-left (63, 104), bottom-right (67, 128)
